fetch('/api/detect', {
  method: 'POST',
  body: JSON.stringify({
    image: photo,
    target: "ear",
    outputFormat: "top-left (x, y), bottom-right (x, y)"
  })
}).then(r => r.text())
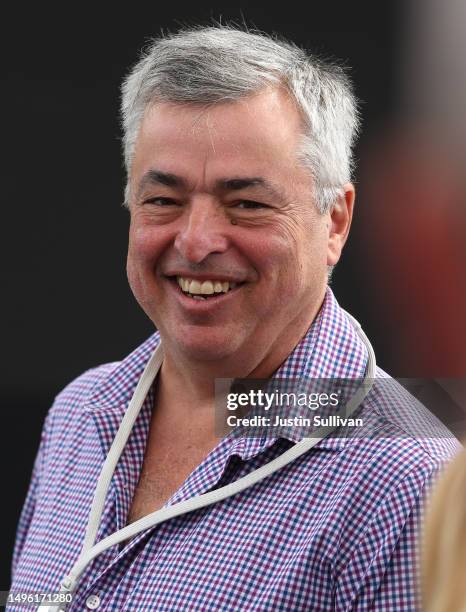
top-left (327, 183), bottom-right (355, 266)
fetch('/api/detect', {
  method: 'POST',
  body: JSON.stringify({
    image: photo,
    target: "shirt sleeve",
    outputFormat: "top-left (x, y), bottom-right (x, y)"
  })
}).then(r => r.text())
top-left (10, 411), bottom-right (50, 582)
top-left (334, 458), bottom-right (443, 611)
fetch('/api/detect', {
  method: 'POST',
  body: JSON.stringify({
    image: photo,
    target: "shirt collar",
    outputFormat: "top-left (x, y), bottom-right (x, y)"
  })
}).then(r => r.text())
top-left (226, 287), bottom-right (369, 458)
top-left (85, 287), bottom-right (369, 457)
top-left (85, 333), bottom-right (161, 411)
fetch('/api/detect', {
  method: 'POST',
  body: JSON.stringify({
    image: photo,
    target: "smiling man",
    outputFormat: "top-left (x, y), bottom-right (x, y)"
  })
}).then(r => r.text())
top-left (127, 84), bottom-right (345, 368)
top-left (9, 26), bottom-right (459, 611)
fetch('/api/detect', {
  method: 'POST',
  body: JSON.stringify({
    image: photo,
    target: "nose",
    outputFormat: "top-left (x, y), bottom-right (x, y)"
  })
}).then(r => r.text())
top-left (174, 197), bottom-right (230, 263)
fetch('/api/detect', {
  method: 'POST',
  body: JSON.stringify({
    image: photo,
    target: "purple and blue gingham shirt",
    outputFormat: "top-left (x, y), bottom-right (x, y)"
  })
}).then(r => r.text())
top-left (10, 288), bottom-right (460, 610)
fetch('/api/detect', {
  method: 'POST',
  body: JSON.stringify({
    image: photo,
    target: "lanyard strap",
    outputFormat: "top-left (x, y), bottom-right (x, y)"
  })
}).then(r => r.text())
top-left (82, 342), bottom-right (164, 554)
top-left (54, 312), bottom-right (376, 603)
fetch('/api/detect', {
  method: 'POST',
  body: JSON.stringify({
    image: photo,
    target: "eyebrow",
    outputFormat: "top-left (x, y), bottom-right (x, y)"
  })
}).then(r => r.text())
top-left (136, 169), bottom-right (287, 203)
top-left (216, 177), bottom-right (285, 201)
top-left (136, 169), bottom-right (187, 196)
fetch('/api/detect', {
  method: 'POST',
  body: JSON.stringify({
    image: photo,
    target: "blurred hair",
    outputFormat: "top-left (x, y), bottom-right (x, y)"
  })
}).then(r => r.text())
top-left (120, 25), bottom-right (360, 214)
top-left (423, 446), bottom-right (466, 612)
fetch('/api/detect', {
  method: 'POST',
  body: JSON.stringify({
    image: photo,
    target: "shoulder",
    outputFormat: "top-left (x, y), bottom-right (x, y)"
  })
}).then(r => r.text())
top-left (350, 365), bottom-right (462, 475)
top-left (52, 362), bottom-right (120, 411)
top-left (321, 365), bottom-right (463, 504)
top-left (43, 331), bottom-right (161, 438)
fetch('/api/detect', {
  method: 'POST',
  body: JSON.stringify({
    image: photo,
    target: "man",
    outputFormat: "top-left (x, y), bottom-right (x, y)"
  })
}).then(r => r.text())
top-left (9, 26), bottom-right (459, 611)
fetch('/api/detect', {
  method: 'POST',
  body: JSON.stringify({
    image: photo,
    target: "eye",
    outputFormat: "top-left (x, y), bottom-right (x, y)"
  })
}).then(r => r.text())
top-left (234, 200), bottom-right (268, 210)
top-left (143, 197), bottom-right (179, 206)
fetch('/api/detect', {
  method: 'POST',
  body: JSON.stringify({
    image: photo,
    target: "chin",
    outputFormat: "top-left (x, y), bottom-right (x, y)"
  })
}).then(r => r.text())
top-left (178, 340), bottom-right (237, 362)
top-left (188, 347), bottom-right (232, 362)
top-left (166, 326), bottom-right (242, 362)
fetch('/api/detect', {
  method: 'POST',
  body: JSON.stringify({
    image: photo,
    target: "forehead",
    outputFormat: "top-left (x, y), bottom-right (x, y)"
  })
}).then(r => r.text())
top-left (130, 88), bottom-right (308, 188)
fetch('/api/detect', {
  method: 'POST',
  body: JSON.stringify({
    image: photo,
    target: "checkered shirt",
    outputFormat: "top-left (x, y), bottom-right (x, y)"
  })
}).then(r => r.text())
top-left (9, 288), bottom-right (461, 611)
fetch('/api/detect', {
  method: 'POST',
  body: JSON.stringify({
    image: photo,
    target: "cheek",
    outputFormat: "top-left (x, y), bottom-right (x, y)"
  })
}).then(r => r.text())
top-left (126, 226), bottom-right (163, 301)
top-left (266, 219), bottom-right (327, 290)
top-left (128, 224), bottom-right (159, 261)
top-left (127, 221), bottom-right (176, 273)
top-left (267, 206), bottom-right (321, 256)
top-left (259, 215), bottom-right (315, 268)
top-left (126, 252), bottom-right (146, 303)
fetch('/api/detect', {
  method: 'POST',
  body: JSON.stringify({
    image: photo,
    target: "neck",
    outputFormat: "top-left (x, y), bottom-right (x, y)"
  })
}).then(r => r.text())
top-left (158, 289), bottom-right (326, 408)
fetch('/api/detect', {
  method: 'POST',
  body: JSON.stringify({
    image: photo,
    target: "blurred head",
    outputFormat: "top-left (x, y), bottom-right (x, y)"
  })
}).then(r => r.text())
top-left (423, 447), bottom-right (466, 612)
top-left (121, 26), bottom-right (358, 367)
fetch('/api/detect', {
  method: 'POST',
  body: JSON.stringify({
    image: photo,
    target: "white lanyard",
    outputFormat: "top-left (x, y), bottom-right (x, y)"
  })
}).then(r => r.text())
top-left (39, 310), bottom-right (376, 611)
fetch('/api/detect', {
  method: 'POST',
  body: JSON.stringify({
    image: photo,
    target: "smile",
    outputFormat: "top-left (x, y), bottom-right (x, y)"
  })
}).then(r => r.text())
top-left (176, 276), bottom-right (239, 300)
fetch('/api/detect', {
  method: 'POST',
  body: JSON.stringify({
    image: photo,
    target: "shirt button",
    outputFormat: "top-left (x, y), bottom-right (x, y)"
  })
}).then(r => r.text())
top-left (85, 594), bottom-right (101, 609)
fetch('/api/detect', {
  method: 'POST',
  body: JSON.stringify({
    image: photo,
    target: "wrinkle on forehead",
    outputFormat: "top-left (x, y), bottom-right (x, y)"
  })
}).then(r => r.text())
top-left (132, 88), bottom-right (312, 198)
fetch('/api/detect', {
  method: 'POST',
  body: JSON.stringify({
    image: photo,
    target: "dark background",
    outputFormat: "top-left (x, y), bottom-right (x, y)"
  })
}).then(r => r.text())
top-left (1, 4), bottom-right (402, 587)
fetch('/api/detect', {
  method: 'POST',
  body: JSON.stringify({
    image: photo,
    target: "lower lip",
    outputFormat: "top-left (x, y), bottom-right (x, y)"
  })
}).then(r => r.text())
top-left (166, 278), bottom-right (243, 312)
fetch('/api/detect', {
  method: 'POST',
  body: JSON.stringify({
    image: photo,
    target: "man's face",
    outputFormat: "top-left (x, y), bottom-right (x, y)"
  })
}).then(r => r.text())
top-left (127, 88), bottom-right (341, 366)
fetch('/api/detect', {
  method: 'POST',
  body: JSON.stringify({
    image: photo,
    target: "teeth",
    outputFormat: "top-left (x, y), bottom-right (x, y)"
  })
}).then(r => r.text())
top-left (188, 280), bottom-right (202, 294)
top-left (200, 281), bottom-right (214, 295)
top-left (176, 276), bottom-right (239, 295)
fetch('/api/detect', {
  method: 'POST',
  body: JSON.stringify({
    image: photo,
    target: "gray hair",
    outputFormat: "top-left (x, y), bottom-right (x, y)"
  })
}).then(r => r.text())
top-left (120, 25), bottom-right (360, 215)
